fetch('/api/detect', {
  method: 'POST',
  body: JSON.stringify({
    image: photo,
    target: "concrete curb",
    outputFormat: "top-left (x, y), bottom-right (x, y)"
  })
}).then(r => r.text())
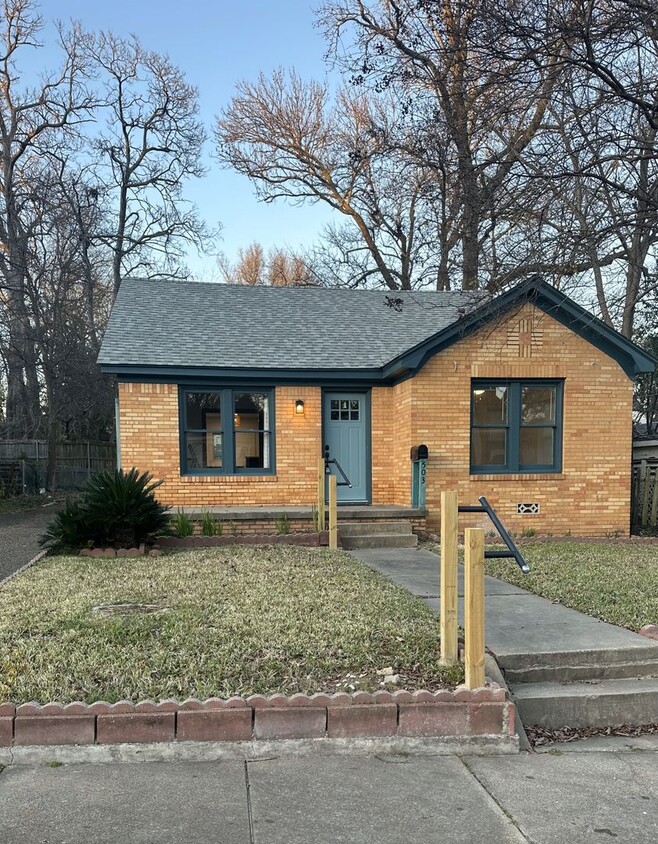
top-left (485, 653), bottom-right (533, 753)
top-left (0, 734), bottom-right (519, 766)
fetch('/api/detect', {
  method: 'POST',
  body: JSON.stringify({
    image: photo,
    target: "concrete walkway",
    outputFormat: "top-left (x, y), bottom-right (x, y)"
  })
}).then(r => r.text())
top-left (350, 548), bottom-right (658, 668)
top-left (1, 748), bottom-right (657, 843)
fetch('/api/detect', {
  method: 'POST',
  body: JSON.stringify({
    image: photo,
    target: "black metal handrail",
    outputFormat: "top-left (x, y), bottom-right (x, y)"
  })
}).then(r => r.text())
top-left (325, 457), bottom-right (352, 488)
top-left (459, 496), bottom-right (530, 573)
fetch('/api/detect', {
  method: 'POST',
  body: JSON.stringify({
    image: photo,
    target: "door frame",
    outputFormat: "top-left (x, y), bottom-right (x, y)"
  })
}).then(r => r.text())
top-left (321, 387), bottom-right (372, 505)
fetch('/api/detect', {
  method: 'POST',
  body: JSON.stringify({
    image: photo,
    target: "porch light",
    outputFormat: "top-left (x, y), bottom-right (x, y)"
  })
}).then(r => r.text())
top-left (295, 399), bottom-right (305, 415)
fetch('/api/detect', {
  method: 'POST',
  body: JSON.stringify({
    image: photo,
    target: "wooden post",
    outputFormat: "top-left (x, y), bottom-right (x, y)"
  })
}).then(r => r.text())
top-left (464, 527), bottom-right (486, 690)
top-left (328, 473), bottom-right (338, 549)
top-left (440, 490), bottom-right (459, 665)
top-left (317, 457), bottom-right (326, 531)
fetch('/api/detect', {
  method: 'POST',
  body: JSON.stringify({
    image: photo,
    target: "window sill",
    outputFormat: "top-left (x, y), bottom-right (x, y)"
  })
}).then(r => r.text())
top-left (181, 474), bottom-right (278, 483)
top-left (469, 473), bottom-right (566, 481)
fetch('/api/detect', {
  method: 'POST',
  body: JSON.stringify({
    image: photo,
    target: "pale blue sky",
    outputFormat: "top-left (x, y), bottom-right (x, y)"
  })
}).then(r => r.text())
top-left (38, 1), bottom-right (340, 277)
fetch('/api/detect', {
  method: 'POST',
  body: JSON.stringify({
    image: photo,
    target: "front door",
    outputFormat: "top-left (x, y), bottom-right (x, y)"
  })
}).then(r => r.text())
top-left (323, 392), bottom-right (368, 503)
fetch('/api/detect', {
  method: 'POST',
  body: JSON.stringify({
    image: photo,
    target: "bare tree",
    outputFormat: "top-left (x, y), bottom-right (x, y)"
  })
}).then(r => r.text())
top-left (85, 31), bottom-right (212, 296)
top-left (218, 241), bottom-right (316, 286)
top-left (0, 1), bottom-right (95, 437)
top-left (216, 71), bottom-right (437, 290)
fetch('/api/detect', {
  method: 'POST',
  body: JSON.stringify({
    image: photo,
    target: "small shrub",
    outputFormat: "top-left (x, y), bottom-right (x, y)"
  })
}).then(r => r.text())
top-left (173, 509), bottom-right (194, 537)
top-left (40, 469), bottom-right (170, 552)
top-left (215, 519), bottom-right (224, 536)
top-left (228, 520), bottom-right (238, 536)
top-left (201, 512), bottom-right (215, 536)
top-left (311, 504), bottom-right (319, 532)
top-left (275, 515), bottom-right (290, 535)
top-left (521, 527), bottom-right (537, 538)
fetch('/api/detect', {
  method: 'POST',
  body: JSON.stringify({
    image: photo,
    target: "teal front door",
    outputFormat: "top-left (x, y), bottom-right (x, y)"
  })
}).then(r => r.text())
top-left (323, 392), bottom-right (368, 503)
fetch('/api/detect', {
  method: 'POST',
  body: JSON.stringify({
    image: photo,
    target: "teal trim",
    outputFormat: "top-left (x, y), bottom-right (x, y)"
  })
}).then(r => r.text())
top-left (178, 386), bottom-right (276, 477)
top-left (470, 379), bottom-right (564, 474)
top-left (101, 278), bottom-right (657, 385)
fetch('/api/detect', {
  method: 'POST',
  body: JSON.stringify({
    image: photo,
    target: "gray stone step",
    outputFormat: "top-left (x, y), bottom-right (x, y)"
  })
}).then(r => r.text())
top-left (338, 520), bottom-right (413, 536)
top-left (340, 533), bottom-right (418, 550)
top-left (511, 677), bottom-right (658, 729)
top-left (504, 658), bottom-right (658, 685)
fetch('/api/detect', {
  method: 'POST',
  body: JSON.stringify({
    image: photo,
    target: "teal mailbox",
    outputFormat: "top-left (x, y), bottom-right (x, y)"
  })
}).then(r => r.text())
top-left (410, 445), bottom-right (428, 508)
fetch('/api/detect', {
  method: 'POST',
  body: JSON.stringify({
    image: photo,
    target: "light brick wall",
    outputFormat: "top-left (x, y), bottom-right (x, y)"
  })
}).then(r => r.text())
top-left (407, 303), bottom-right (633, 536)
top-left (118, 384), bottom-right (322, 507)
top-left (117, 303), bottom-right (633, 535)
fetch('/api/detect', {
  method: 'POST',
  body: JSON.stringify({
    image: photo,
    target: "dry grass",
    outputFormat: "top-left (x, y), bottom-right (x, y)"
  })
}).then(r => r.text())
top-left (0, 545), bottom-right (462, 704)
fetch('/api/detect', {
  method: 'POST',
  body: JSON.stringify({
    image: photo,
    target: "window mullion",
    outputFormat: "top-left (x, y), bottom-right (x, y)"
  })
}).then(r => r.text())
top-left (509, 382), bottom-right (521, 471)
top-left (222, 389), bottom-right (234, 474)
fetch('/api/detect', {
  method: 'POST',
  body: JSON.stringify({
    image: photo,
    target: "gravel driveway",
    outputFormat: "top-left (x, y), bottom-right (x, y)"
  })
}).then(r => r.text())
top-left (0, 506), bottom-right (60, 583)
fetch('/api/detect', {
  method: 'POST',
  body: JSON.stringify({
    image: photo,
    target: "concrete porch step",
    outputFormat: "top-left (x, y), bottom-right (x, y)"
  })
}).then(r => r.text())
top-left (501, 646), bottom-right (658, 684)
top-left (511, 676), bottom-right (658, 730)
top-left (338, 521), bottom-right (414, 536)
top-left (340, 533), bottom-right (418, 550)
top-left (505, 659), bottom-right (658, 684)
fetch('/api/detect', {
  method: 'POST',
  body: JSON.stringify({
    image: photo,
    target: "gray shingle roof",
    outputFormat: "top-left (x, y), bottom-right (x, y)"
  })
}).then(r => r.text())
top-left (98, 279), bottom-right (483, 372)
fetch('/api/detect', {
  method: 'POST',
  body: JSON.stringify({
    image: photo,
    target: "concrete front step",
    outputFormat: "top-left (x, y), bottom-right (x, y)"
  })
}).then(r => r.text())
top-left (504, 657), bottom-right (658, 685)
top-left (511, 677), bottom-right (658, 729)
top-left (340, 533), bottom-right (418, 550)
top-left (497, 644), bottom-right (658, 675)
top-left (338, 521), bottom-right (414, 536)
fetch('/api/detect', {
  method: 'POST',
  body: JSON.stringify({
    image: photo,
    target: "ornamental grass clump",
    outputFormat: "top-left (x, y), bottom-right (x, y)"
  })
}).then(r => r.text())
top-left (40, 468), bottom-right (170, 553)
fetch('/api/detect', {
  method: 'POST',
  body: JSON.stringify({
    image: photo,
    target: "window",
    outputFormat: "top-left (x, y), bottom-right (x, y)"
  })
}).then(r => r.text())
top-left (181, 389), bottom-right (274, 474)
top-left (470, 380), bottom-right (562, 473)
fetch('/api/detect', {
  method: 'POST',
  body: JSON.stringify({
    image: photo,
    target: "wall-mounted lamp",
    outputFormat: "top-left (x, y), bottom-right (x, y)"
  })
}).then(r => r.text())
top-left (295, 399), bottom-right (305, 415)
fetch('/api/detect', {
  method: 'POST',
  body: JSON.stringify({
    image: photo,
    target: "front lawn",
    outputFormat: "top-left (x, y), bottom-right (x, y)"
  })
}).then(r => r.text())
top-left (485, 541), bottom-right (658, 631)
top-left (0, 546), bottom-right (461, 705)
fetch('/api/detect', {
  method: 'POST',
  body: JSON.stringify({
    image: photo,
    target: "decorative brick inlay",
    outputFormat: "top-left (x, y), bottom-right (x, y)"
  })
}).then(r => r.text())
top-left (470, 703), bottom-right (505, 735)
top-left (14, 715), bottom-right (95, 746)
top-left (0, 717), bottom-right (14, 746)
top-left (398, 703), bottom-right (469, 737)
top-left (177, 709), bottom-right (252, 742)
top-left (253, 707), bottom-right (327, 740)
top-left (96, 712), bottom-right (175, 744)
top-left (327, 704), bottom-right (397, 738)
top-left (0, 685), bottom-right (514, 747)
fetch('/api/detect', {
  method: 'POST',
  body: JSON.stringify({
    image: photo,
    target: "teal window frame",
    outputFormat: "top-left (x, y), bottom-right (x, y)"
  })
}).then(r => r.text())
top-left (179, 387), bottom-right (275, 476)
top-left (470, 380), bottom-right (563, 474)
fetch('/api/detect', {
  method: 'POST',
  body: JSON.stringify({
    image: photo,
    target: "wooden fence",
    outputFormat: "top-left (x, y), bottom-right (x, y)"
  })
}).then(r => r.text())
top-left (631, 459), bottom-right (658, 532)
top-left (0, 440), bottom-right (116, 494)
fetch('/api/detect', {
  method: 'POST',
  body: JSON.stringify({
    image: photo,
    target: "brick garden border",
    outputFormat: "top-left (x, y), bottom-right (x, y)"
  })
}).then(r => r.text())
top-left (158, 532), bottom-right (329, 549)
top-left (0, 686), bottom-right (515, 748)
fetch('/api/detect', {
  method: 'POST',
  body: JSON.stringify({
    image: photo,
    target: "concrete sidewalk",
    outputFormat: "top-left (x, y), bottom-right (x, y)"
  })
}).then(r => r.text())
top-left (1, 749), bottom-right (656, 843)
top-left (351, 548), bottom-right (658, 667)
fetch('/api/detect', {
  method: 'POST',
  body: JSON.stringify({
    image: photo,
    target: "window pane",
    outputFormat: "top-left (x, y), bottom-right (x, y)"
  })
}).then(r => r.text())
top-left (520, 428), bottom-right (554, 465)
top-left (233, 392), bottom-right (271, 470)
top-left (522, 387), bottom-right (556, 424)
top-left (234, 392), bottom-right (268, 421)
top-left (186, 431), bottom-right (222, 470)
top-left (472, 386), bottom-right (507, 425)
top-left (186, 392), bottom-right (221, 430)
top-left (471, 429), bottom-right (506, 467)
top-left (235, 432), bottom-right (271, 469)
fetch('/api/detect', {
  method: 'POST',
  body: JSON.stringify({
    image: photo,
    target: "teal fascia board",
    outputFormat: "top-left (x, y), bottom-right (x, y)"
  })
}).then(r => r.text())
top-left (383, 277), bottom-right (657, 381)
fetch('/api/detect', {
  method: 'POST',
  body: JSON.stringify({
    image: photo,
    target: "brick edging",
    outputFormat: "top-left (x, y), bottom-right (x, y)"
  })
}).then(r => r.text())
top-left (0, 686), bottom-right (515, 747)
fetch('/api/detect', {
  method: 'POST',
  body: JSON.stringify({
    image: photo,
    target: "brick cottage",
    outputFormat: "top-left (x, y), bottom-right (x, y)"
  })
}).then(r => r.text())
top-left (98, 277), bottom-right (656, 537)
